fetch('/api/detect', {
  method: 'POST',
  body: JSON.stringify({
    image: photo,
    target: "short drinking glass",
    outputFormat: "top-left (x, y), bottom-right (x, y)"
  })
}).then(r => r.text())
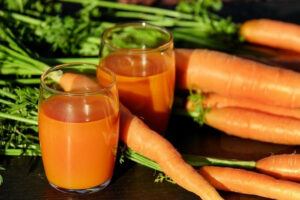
top-left (38, 63), bottom-right (119, 194)
top-left (99, 22), bottom-right (175, 133)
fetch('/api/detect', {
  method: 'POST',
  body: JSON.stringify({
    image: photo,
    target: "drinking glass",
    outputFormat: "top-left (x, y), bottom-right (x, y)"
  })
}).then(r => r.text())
top-left (99, 22), bottom-right (175, 133)
top-left (38, 63), bottom-right (119, 194)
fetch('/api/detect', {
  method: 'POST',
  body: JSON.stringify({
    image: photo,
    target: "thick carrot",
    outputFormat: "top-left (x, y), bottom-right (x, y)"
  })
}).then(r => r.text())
top-left (200, 166), bottom-right (300, 200)
top-left (240, 19), bottom-right (300, 53)
top-left (57, 72), bottom-right (223, 200)
top-left (175, 48), bottom-right (300, 108)
top-left (256, 154), bottom-right (300, 182)
top-left (202, 93), bottom-right (300, 120)
top-left (119, 105), bottom-right (223, 200)
top-left (187, 101), bottom-right (300, 145)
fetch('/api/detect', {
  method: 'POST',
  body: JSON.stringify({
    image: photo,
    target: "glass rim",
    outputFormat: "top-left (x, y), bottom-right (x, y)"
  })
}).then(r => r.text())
top-left (102, 22), bottom-right (173, 53)
top-left (40, 62), bottom-right (116, 96)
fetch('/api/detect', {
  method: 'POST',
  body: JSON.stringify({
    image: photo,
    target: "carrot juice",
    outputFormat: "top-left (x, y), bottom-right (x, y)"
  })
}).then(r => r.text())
top-left (39, 95), bottom-right (119, 190)
top-left (38, 63), bottom-right (119, 193)
top-left (99, 51), bottom-right (175, 133)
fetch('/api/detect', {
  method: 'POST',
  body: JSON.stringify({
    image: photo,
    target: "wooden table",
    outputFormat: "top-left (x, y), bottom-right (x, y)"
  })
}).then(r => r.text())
top-left (1, 1), bottom-right (300, 199)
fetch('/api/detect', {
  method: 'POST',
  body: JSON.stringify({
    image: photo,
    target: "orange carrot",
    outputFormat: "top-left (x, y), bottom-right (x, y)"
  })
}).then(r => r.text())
top-left (119, 105), bottom-right (223, 200)
top-left (175, 48), bottom-right (300, 108)
top-left (256, 154), bottom-right (300, 182)
top-left (199, 166), bottom-right (300, 200)
top-left (57, 72), bottom-right (223, 200)
top-left (202, 93), bottom-right (300, 120)
top-left (187, 103), bottom-right (300, 145)
top-left (59, 72), bottom-right (99, 92)
top-left (240, 19), bottom-right (300, 53)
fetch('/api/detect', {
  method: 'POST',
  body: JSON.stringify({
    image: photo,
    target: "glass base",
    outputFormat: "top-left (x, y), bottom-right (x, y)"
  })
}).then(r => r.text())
top-left (49, 179), bottom-right (111, 194)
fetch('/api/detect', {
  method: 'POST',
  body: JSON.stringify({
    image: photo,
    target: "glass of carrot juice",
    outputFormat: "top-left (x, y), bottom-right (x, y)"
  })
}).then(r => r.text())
top-left (38, 63), bottom-right (119, 194)
top-left (99, 22), bottom-right (175, 133)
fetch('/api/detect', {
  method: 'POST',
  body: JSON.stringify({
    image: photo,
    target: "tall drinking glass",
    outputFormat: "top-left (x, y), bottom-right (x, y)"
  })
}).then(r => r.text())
top-left (99, 22), bottom-right (175, 133)
top-left (38, 63), bottom-right (119, 194)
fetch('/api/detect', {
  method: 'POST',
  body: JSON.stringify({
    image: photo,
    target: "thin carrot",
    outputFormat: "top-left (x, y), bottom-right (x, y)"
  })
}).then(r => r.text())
top-left (240, 19), bottom-right (300, 53)
top-left (199, 166), bottom-right (300, 200)
top-left (119, 105), bottom-right (223, 200)
top-left (57, 72), bottom-right (223, 200)
top-left (187, 95), bottom-right (300, 145)
top-left (205, 107), bottom-right (300, 145)
top-left (256, 154), bottom-right (300, 182)
top-left (202, 93), bottom-right (300, 120)
top-left (175, 48), bottom-right (300, 108)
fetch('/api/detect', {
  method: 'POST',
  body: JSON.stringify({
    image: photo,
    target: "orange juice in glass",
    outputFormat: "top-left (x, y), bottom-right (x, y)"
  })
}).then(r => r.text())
top-left (38, 63), bottom-right (119, 194)
top-left (99, 22), bottom-right (175, 133)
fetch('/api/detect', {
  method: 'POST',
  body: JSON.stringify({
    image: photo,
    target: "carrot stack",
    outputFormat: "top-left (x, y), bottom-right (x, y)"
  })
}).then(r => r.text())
top-left (175, 48), bottom-right (300, 145)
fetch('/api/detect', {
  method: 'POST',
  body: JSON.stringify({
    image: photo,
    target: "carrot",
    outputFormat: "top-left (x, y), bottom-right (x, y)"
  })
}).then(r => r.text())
top-left (187, 96), bottom-right (300, 145)
top-left (202, 93), bottom-right (300, 120)
top-left (199, 166), bottom-right (300, 200)
top-left (59, 72), bottom-right (99, 92)
top-left (57, 72), bottom-right (223, 200)
top-left (240, 19), bottom-right (300, 53)
top-left (256, 154), bottom-right (300, 182)
top-left (119, 105), bottom-right (223, 200)
top-left (206, 107), bottom-right (300, 145)
top-left (175, 48), bottom-right (300, 108)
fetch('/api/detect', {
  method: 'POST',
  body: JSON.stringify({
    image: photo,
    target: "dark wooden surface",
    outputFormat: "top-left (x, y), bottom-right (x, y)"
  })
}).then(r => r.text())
top-left (2, 1), bottom-right (300, 200)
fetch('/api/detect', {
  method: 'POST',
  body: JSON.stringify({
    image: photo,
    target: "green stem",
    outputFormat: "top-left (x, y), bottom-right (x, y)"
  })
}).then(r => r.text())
top-left (183, 154), bottom-right (256, 169)
top-left (0, 113), bottom-right (38, 125)
top-left (0, 148), bottom-right (41, 156)
top-left (43, 57), bottom-right (99, 65)
top-left (0, 89), bottom-right (17, 99)
top-left (13, 78), bottom-right (41, 84)
top-left (0, 10), bottom-right (42, 25)
top-left (0, 45), bottom-right (49, 72)
top-left (0, 99), bottom-right (13, 105)
top-left (60, 0), bottom-right (193, 20)
top-left (0, 77), bottom-right (40, 86)
top-left (125, 149), bottom-right (256, 172)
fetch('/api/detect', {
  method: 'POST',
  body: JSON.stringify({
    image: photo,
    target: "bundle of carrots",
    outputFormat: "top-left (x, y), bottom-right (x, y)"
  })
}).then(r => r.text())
top-left (175, 47), bottom-right (300, 145)
top-left (49, 18), bottom-right (300, 199)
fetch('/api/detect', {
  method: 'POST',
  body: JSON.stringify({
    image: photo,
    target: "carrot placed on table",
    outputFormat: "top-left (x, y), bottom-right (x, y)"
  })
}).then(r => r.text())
top-left (205, 107), bottom-right (300, 145)
top-left (200, 166), bottom-right (300, 200)
top-left (202, 93), bottom-right (300, 120)
top-left (240, 19), bottom-right (300, 53)
top-left (175, 48), bottom-right (300, 108)
top-left (57, 72), bottom-right (223, 200)
top-left (256, 154), bottom-right (300, 182)
top-left (187, 96), bottom-right (300, 145)
top-left (119, 105), bottom-right (223, 200)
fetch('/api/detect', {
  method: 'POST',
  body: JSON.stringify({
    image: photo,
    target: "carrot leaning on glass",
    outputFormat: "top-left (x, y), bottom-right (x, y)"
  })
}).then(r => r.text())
top-left (175, 48), bottom-right (300, 108)
top-left (240, 19), bottom-right (300, 53)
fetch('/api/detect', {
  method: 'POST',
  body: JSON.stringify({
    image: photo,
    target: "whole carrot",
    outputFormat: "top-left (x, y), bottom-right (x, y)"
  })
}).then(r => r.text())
top-left (175, 48), bottom-right (300, 108)
top-left (199, 166), bottom-right (300, 200)
top-left (204, 107), bottom-right (300, 145)
top-left (119, 105), bottom-right (223, 200)
top-left (256, 154), bottom-right (300, 182)
top-left (57, 72), bottom-right (223, 200)
top-left (240, 19), bottom-right (300, 53)
top-left (202, 93), bottom-right (300, 120)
